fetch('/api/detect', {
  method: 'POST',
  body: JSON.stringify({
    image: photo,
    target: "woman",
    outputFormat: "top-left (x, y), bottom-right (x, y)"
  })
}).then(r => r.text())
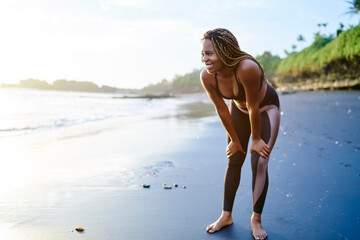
top-left (200, 28), bottom-right (280, 240)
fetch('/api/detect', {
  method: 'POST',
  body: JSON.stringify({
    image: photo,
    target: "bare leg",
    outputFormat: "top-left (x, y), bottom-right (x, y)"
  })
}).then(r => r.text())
top-left (251, 107), bottom-right (280, 239)
top-left (206, 210), bottom-right (233, 234)
top-left (206, 102), bottom-right (250, 234)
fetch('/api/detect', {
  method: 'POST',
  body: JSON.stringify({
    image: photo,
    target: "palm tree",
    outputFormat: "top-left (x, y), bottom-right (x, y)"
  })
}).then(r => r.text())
top-left (322, 23), bottom-right (328, 33)
top-left (297, 35), bottom-right (306, 49)
top-left (297, 34), bottom-right (305, 42)
top-left (345, 0), bottom-right (360, 20)
top-left (336, 23), bottom-right (345, 36)
top-left (317, 23), bottom-right (328, 34)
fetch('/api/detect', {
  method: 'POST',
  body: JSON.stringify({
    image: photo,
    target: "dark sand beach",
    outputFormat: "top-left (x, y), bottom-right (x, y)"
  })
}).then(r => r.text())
top-left (0, 90), bottom-right (359, 239)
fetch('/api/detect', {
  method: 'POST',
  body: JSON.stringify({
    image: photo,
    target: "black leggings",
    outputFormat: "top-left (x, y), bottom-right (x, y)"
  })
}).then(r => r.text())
top-left (223, 85), bottom-right (280, 214)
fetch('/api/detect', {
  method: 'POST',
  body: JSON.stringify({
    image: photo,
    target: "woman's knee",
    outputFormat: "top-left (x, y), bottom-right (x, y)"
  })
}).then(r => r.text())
top-left (256, 157), bottom-right (269, 173)
top-left (251, 152), bottom-right (269, 172)
top-left (227, 151), bottom-right (246, 168)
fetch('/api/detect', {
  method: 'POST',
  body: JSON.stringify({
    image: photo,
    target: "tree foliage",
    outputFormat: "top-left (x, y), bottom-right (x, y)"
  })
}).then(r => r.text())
top-left (142, 69), bottom-right (203, 94)
top-left (276, 24), bottom-right (360, 74)
top-left (345, 0), bottom-right (360, 17)
top-left (255, 51), bottom-right (282, 81)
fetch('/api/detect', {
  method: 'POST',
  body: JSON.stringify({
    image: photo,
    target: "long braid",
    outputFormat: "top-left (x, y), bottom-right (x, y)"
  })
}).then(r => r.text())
top-left (202, 28), bottom-right (265, 82)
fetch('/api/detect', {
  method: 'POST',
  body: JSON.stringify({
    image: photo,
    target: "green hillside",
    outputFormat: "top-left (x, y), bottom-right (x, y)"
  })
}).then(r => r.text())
top-left (141, 69), bottom-right (203, 94)
top-left (276, 24), bottom-right (360, 77)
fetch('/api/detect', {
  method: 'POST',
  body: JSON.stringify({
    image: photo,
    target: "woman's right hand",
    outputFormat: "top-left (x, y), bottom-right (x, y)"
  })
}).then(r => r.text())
top-left (226, 141), bottom-right (244, 158)
top-left (250, 138), bottom-right (270, 159)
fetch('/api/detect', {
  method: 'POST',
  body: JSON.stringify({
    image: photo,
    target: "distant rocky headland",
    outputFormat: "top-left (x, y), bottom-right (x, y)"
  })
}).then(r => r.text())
top-left (1, 78), bottom-right (129, 93)
top-left (0, 78), bottom-right (175, 99)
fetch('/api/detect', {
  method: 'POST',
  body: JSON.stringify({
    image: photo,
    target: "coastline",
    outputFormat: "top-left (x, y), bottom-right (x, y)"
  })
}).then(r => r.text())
top-left (275, 78), bottom-right (360, 92)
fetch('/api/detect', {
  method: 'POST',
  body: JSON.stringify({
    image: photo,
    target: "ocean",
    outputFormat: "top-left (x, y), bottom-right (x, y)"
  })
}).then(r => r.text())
top-left (0, 88), bottom-right (214, 138)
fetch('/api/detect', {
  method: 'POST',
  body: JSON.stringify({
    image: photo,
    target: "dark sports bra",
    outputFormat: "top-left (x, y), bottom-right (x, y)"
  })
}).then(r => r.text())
top-left (215, 69), bottom-right (263, 101)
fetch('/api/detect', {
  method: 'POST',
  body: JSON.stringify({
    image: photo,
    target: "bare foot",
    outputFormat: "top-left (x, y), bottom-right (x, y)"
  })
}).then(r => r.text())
top-left (251, 213), bottom-right (267, 240)
top-left (206, 211), bottom-right (233, 234)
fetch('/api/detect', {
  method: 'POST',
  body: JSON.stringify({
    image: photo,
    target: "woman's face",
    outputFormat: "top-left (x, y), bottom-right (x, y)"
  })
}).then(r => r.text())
top-left (201, 39), bottom-right (224, 73)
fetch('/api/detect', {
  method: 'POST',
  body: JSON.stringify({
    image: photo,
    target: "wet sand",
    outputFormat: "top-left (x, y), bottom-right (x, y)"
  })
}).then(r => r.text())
top-left (0, 91), bottom-right (359, 239)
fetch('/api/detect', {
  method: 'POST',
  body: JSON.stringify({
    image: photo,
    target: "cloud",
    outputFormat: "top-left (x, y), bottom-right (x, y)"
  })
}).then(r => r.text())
top-left (100, 0), bottom-right (150, 9)
top-left (225, 0), bottom-right (268, 8)
top-left (238, 0), bottom-right (267, 7)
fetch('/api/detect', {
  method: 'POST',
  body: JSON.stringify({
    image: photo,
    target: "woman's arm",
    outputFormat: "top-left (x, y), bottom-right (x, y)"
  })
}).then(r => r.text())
top-left (238, 60), bottom-right (270, 158)
top-left (200, 69), bottom-right (244, 157)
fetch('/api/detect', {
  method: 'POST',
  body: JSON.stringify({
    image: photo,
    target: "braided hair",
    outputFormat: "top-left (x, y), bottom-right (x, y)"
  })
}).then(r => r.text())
top-left (202, 28), bottom-right (265, 82)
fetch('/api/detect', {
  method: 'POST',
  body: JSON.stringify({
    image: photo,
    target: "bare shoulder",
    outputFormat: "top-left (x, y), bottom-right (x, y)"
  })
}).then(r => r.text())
top-left (236, 59), bottom-right (260, 84)
top-left (200, 68), bottom-right (215, 88)
top-left (237, 59), bottom-right (259, 76)
top-left (200, 68), bottom-right (225, 105)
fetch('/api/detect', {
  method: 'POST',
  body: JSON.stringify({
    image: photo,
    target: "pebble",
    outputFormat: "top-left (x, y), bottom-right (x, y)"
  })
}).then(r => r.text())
top-left (142, 183), bottom-right (185, 189)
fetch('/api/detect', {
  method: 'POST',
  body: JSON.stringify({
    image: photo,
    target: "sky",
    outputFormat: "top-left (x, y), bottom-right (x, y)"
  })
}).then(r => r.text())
top-left (0, 0), bottom-right (359, 89)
